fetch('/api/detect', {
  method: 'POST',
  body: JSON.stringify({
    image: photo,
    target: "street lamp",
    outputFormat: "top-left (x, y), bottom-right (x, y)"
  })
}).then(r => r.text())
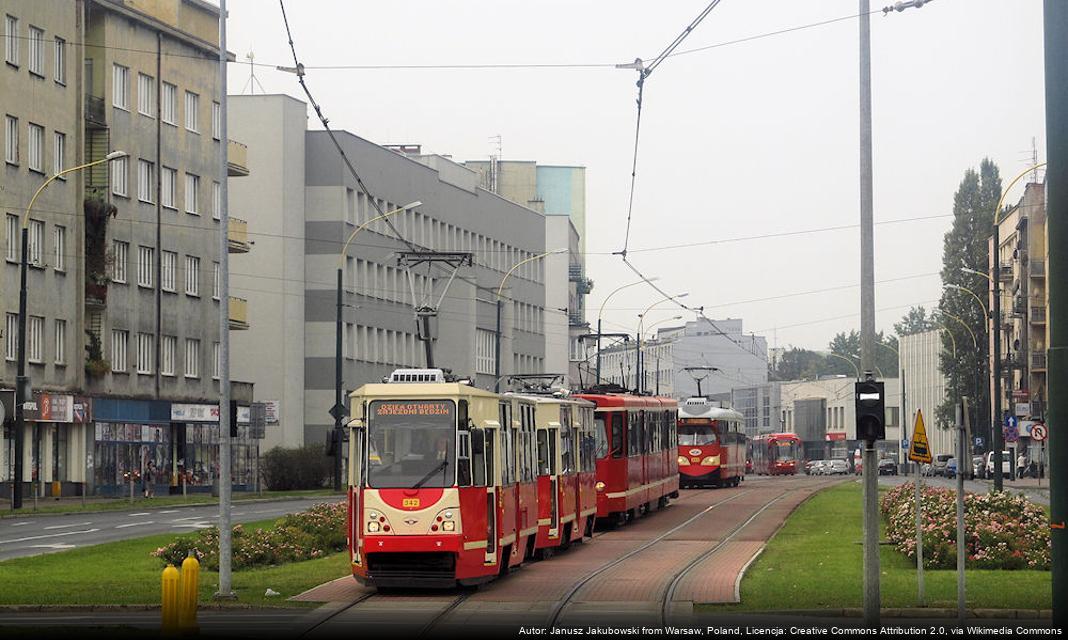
top-left (638, 315), bottom-right (682, 395)
top-left (944, 282), bottom-right (989, 320)
top-left (636, 293), bottom-right (688, 393)
top-left (495, 248), bottom-right (567, 392)
top-left (12, 151), bottom-right (127, 510)
top-left (333, 200), bottom-right (420, 491)
top-left (826, 352), bottom-right (861, 380)
top-left (595, 277), bottom-right (658, 384)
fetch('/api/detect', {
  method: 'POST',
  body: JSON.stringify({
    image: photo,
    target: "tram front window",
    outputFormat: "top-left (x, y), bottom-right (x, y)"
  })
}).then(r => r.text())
top-left (677, 425), bottom-right (717, 446)
top-left (774, 441), bottom-right (798, 462)
top-left (367, 400), bottom-right (455, 489)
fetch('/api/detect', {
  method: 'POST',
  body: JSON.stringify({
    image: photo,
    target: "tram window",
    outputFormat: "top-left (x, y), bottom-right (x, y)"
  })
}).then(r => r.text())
top-left (457, 431), bottom-right (472, 486)
top-left (627, 413), bottom-right (638, 456)
top-left (471, 429), bottom-right (486, 487)
top-left (499, 403), bottom-right (514, 485)
top-left (594, 416), bottom-right (609, 460)
top-left (610, 414), bottom-right (624, 458)
top-left (678, 425), bottom-right (718, 446)
top-left (484, 429), bottom-right (496, 486)
top-left (521, 404), bottom-right (535, 482)
top-left (560, 427), bottom-right (573, 475)
top-left (536, 430), bottom-right (550, 476)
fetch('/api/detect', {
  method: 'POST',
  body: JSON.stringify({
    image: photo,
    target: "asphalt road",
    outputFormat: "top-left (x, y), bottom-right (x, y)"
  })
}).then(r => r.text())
top-left (0, 497), bottom-right (336, 561)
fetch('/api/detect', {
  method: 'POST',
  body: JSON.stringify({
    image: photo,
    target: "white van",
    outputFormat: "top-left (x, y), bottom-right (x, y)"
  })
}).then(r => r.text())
top-left (984, 450), bottom-right (1012, 479)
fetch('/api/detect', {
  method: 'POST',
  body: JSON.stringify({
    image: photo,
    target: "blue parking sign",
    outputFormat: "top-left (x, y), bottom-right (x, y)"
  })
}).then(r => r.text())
top-left (901, 438), bottom-right (908, 449)
top-left (974, 436), bottom-right (984, 448)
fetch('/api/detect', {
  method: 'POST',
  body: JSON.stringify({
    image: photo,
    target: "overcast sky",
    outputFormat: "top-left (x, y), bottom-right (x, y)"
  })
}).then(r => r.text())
top-left (223, 0), bottom-right (1046, 355)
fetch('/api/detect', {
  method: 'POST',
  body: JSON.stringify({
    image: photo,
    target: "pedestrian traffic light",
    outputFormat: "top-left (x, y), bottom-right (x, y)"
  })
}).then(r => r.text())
top-left (325, 429), bottom-right (339, 457)
top-left (855, 378), bottom-right (885, 443)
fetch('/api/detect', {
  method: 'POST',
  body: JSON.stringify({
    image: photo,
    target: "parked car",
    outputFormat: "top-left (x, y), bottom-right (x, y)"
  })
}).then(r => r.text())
top-left (826, 459), bottom-right (850, 475)
top-left (984, 450), bottom-right (1012, 479)
top-left (804, 460), bottom-right (817, 475)
top-left (945, 457), bottom-right (958, 479)
top-left (972, 455), bottom-right (987, 479)
top-left (930, 453), bottom-right (954, 477)
top-left (878, 458), bottom-right (898, 476)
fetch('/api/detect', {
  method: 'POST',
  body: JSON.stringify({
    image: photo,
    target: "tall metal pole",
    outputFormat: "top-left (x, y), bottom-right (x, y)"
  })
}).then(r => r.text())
top-left (494, 299), bottom-right (503, 392)
top-left (12, 230), bottom-right (29, 510)
top-left (1043, 0), bottom-right (1067, 627)
top-left (955, 400), bottom-right (967, 621)
top-left (636, 331), bottom-right (643, 394)
top-left (334, 269), bottom-right (343, 490)
top-left (992, 221), bottom-right (1004, 492)
top-left (595, 318), bottom-right (602, 385)
top-left (215, 0), bottom-right (235, 600)
top-left (858, 0), bottom-right (880, 627)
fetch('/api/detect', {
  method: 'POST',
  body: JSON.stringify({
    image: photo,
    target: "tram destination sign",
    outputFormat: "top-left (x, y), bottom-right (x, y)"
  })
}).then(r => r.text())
top-left (373, 400), bottom-right (454, 418)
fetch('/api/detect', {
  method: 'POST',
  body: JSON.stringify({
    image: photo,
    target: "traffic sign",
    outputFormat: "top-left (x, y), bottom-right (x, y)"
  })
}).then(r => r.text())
top-left (329, 403), bottom-right (346, 422)
top-left (901, 438), bottom-right (908, 450)
top-left (1030, 423), bottom-right (1048, 442)
top-left (974, 436), bottom-right (984, 448)
top-left (1005, 415), bottom-right (1018, 428)
top-left (908, 409), bottom-right (933, 464)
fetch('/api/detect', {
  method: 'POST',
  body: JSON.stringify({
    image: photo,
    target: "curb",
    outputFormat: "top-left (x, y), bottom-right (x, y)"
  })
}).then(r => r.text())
top-left (743, 608), bottom-right (1053, 619)
top-left (0, 495), bottom-right (342, 520)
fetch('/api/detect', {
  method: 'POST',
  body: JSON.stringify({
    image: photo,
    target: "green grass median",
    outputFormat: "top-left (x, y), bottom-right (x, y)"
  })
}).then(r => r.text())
top-left (0, 489), bottom-right (340, 518)
top-left (0, 518), bottom-right (350, 608)
top-left (704, 481), bottom-right (1052, 612)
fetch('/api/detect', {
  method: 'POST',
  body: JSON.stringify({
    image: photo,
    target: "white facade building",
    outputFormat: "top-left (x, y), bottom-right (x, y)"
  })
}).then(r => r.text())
top-left (900, 329), bottom-right (955, 458)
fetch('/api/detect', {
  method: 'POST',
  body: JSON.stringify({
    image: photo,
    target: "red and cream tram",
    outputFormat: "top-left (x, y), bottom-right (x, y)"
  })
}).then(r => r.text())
top-left (345, 369), bottom-right (600, 588)
top-left (574, 389), bottom-right (679, 525)
top-left (676, 397), bottom-right (745, 488)
top-left (750, 432), bottom-right (803, 476)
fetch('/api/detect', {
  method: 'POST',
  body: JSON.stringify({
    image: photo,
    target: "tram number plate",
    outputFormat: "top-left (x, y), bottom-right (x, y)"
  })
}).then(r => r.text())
top-left (402, 498), bottom-right (421, 508)
top-left (691, 457), bottom-right (701, 463)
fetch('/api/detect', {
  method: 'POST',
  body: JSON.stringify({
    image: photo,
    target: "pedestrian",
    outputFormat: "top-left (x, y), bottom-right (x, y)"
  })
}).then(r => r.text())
top-left (1016, 452), bottom-right (1027, 479)
top-left (143, 463), bottom-right (155, 498)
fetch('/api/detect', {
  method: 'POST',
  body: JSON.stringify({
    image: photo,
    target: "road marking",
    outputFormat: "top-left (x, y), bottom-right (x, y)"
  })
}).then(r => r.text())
top-left (115, 521), bottom-right (155, 529)
top-left (30, 543), bottom-right (76, 550)
top-left (231, 512), bottom-right (245, 516)
top-left (172, 522), bottom-right (211, 529)
top-left (253, 510), bottom-right (275, 514)
top-left (44, 521), bottom-right (93, 530)
top-left (158, 510), bottom-right (178, 514)
top-left (10, 522), bottom-right (29, 527)
top-left (129, 512), bottom-right (151, 517)
top-left (0, 528), bottom-right (100, 544)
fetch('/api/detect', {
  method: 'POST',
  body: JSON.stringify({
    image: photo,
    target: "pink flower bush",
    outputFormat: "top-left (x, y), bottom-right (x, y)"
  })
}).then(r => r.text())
top-left (881, 484), bottom-right (1050, 570)
top-left (152, 501), bottom-right (346, 570)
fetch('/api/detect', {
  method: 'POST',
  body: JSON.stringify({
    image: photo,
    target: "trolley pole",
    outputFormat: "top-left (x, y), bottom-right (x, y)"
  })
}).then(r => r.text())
top-left (1044, 0), bottom-right (1067, 628)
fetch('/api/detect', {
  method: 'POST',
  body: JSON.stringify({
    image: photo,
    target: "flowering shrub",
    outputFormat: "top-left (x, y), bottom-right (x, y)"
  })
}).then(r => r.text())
top-left (153, 501), bottom-right (346, 570)
top-left (881, 484), bottom-right (1051, 570)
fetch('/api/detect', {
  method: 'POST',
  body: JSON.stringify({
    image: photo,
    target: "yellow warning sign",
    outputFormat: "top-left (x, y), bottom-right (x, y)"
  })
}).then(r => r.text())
top-left (908, 409), bottom-right (933, 464)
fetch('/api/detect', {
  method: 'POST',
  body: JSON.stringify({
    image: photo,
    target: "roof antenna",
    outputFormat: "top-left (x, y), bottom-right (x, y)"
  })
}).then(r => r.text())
top-left (241, 48), bottom-right (266, 95)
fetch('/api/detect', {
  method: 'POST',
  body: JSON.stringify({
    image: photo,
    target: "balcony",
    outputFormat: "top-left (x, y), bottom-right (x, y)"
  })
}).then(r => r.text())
top-left (227, 140), bottom-right (249, 177)
top-left (568, 264), bottom-right (583, 281)
top-left (228, 296), bottom-right (249, 330)
top-left (568, 310), bottom-right (584, 326)
top-left (1031, 350), bottom-right (1047, 371)
top-left (575, 277), bottom-right (594, 295)
top-left (85, 94), bottom-right (107, 128)
top-left (1012, 297), bottom-right (1027, 316)
top-left (228, 217), bottom-right (250, 253)
top-left (1029, 258), bottom-right (1045, 278)
top-left (1030, 304), bottom-right (1047, 324)
top-left (1002, 353), bottom-right (1024, 370)
top-left (998, 264), bottom-right (1013, 282)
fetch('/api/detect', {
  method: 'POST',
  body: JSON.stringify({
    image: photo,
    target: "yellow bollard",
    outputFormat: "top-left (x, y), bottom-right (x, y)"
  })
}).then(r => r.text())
top-left (161, 564), bottom-right (180, 636)
top-left (178, 552), bottom-right (200, 634)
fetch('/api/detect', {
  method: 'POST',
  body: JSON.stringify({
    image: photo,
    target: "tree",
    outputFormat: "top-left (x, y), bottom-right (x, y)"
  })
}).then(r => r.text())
top-left (895, 306), bottom-right (936, 337)
top-left (937, 159), bottom-right (999, 437)
top-left (769, 347), bottom-right (826, 381)
top-left (827, 329), bottom-right (899, 379)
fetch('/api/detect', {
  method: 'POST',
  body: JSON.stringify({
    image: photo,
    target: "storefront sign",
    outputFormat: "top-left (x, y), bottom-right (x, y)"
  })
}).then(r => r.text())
top-left (1012, 389), bottom-right (1030, 400)
top-left (171, 403), bottom-right (220, 422)
top-left (264, 400), bottom-right (280, 425)
top-left (25, 393), bottom-right (74, 422)
top-left (825, 432), bottom-right (847, 441)
top-left (1014, 402), bottom-right (1030, 417)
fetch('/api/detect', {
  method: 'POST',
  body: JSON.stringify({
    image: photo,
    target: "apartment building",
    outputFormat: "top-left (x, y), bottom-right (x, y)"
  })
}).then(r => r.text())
top-left (1, 0), bottom-right (255, 500)
top-left (228, 94), bottom-right (550, 449)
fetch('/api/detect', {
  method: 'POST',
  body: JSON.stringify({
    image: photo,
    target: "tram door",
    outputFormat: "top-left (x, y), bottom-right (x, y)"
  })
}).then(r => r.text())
top-left (548, 427), bottom-right (559, 538)
top-left (484, 429), bottom-right (497, 564)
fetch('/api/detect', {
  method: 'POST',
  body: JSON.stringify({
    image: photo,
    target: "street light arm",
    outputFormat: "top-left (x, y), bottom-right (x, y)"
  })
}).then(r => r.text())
top-left (22, 153), bottom-right (127, 227)
top-left (496, 247), bottom-right (566, 298)
top-left (597, 277), bottom-right (658, 323)
top-left (826, 352), bottom-right (861, 379)
top-left (944, 283), bottom-right (989, 320)
top-left (337, 201), bottom-right (420, 270)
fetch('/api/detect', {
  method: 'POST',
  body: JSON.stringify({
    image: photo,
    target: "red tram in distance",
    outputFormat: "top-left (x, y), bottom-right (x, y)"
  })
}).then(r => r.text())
top-left (574, 388), bottom-right (679, 526)
top-left (750, 432), bottom-right (803, 475)
top-left (675, 397), bottom-right (746, 488)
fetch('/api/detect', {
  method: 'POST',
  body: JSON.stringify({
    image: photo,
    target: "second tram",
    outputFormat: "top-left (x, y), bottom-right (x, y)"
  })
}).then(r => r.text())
top-left (750, 432), bottom-right (802, 475)
top-left (675, 397), bottom-right (746, 488)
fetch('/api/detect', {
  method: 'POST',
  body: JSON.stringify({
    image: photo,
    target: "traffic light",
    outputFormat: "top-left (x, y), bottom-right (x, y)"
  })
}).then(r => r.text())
top-left (229, 400), bottom-right (238, 438)
top-left (325, 429), bottom-right (338, 457)
top-left (855, 378), bottom-right (885, 443)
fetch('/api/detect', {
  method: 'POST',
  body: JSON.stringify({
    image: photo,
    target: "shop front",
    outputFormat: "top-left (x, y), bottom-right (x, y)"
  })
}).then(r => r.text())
top-left (90, 398), bottom-right (173, 497)
top-left (171, 403), bottom-right (261, 493)
top-left (25, 393), bottom-right (92, 498)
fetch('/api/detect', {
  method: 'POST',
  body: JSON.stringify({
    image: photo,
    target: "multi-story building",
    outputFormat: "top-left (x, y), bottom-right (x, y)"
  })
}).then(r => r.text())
top-left (990, 181), bottom-right (1048, 459)
top-left (899, 328), bottom-right (954, 457)
top-left (1, 0), bottom-right (254, 499)
top-left (228, 95), bottom-right (551, 449)
top-left (730, 383), bottom-right (782, 437)
top-left (598, 319), bottom-right (768, 400)
top-left (464, 160), bottom-right (591, 387)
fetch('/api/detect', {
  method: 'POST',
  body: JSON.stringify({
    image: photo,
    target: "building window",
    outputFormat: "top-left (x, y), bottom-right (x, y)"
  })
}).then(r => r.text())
top-left (110, 155), bottom-right (128, 197)
top-left (112, 240), bottom-right (128, 283)
top-left (27, 26), bottom-right (43, 76)
top-left (184, 91), bottom-right (199, 132)
top-left (185, 255), bottom-right (200, 296)
top-left (53, 37), bottom-right (65, 84)
top-left (54, 319), bottom-right (66, 364)
top-left (5, 214), bottom-right (17, 262)
top-left (184, 338), bottom-right (200, 378)
top-left (212, 261), bottom-right (220, 300)
top-left (211, 181), bottom-right (220, 220)
top-left (27, 315), bottom-right (43, 363)
top-left (161, 166), bottom-right (176, 208)
top-left (28, 219), bottom-right (43, 266)
top-left (4, 313), bottom-right (16, 360)
top-left (137, 73), bottom-right (155, 117)
top-left (111, 329), bottom-right (128, 373)
top-left (161, 250), bottom-right (176, 292)
top-left (161, 82), bottom-right (177, 125)
top-left (212, 101), bottom-right (221, 140)
top-left (4, 115), bottom-right (17, 164)
top-left (184, 173), bottom-right (199, 214)
top-left (27, 123), bottom-right (43, 172)
top-left (160, 335), bottom-right (176, 376)
top-left (52, 131), bottom-right (65, 176)
top-left (136, 332), bottom-right (153, 374)
top-left (53, 225), bottom-right (65, 272)
top-left (137, 245), bottom-right (153, 288)
top-left (137, 159), bottom-right (154, 203)
top-left (112, 64), bottom-right (129, 110)
top-left (4, 15), bottom-right (17, 66)
top-left (212, 341), bottom-right (220, 380)
top-left (475, 328), bottom-right (496, 375)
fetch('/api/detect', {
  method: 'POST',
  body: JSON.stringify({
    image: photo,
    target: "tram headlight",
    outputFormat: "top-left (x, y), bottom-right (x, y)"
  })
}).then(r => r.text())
top-left (677, 456), bottom-right (689, 466)
top-left (367, 511), bottom-right (379, 521)
top-left (701, 455), bottom-right (720, 466)
top-left (442, 520), bottom-right (456, 532)
top-left (443, 511), bottom-right (454, 519)
top-left (367, 521), bottom-right (381, 533)
top-left (595, 481), bottom-right (605, 492)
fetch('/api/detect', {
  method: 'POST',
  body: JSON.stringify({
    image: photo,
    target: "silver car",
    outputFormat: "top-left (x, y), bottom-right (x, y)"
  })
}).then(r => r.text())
top-left (825, 459), bottom-right (849, 475)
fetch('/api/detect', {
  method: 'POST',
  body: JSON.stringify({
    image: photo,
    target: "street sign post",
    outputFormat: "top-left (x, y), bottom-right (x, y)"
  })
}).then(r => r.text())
top-left (909, 409), bottom-right (933, 464)
top-left (908, 409), bottom-right (930, 606)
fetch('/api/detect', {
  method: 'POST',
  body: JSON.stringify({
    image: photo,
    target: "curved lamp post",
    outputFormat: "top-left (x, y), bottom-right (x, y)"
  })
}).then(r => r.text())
top-left (333, 200), bottom-right (420, 491)
top-left (636, 293), bottom-right (688, 393)
top-left (595, 277), bottom-right (658, 384)
top-left (494, 248), bottom-right (567, 391)
top-left (639, 315), bottom-right (682, 395)
top-left (12, 151), bottom-right (127, 510)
